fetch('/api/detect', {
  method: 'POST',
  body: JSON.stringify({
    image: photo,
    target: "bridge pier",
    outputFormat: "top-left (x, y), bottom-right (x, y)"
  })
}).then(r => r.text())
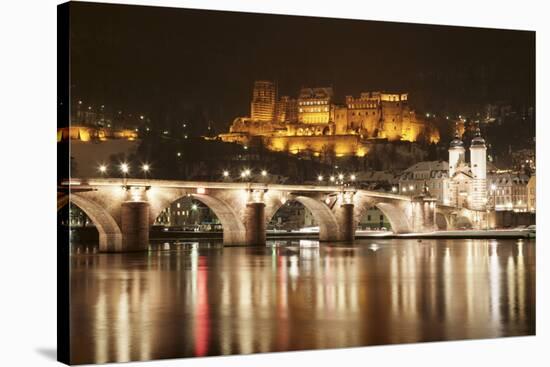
top-left (244, 202), bottom-right (266, 246)
top-left (411, 197), bottom-right (437, 233)
top-left (336, 203), bottom-right (355, 242)
top-left (120, 201), bottom-right (150, 252)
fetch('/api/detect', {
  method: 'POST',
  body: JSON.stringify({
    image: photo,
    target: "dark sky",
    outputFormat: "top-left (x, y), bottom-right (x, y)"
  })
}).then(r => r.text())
top-left (70, 2), bottom-right (535, 127)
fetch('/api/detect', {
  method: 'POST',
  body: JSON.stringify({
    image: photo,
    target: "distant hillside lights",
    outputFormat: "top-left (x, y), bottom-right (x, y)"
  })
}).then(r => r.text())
top-left (57, 126), bottom-right (139, 142)
top-left (219, 80), bottom-right (440, 158)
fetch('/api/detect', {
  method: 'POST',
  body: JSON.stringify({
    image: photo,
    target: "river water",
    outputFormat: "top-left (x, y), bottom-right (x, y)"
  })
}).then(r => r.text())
top-left (69, 238), bottom-right (535, 364)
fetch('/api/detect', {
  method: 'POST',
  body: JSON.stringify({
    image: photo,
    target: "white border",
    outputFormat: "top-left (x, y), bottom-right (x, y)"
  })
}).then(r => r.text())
top-left (0, 0), bottom-right (546, 366)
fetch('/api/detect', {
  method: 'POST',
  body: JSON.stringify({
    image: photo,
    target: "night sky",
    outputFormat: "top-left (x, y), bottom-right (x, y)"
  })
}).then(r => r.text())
top-left (70, 2), bottom-right (535, 128)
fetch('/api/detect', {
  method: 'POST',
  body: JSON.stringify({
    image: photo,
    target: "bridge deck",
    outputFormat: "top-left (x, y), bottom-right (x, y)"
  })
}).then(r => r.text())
top-left (60, 178), bottom-right (411, 201)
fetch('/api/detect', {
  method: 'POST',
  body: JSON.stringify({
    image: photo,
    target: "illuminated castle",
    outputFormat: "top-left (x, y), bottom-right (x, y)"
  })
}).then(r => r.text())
top-left (219, 80), bottom-right (440, 158)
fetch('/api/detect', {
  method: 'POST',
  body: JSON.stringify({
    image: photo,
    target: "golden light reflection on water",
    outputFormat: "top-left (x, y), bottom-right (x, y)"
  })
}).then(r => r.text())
top-left (69, 239), bottom-right (535, 364)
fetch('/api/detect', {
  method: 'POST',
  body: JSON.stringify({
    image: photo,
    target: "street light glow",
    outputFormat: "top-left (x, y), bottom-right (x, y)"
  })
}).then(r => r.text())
top-left (141, 164), bottom-right (150, 172)
top-left (338, 173), bottom-right (344, 180)
top-left (261, 170), bottom-right (267, 176)
top-left (329, 176), bottom-right (335, 182)
top-left (120, 163), bottom-right (129, 174)
top-left (223, 170), bottom-right (229, 177)
top-left (192, 204), bottom-right (198, 210)
top-left (318, 175), bottom-right (323, 181)
top-left (350, 174), bottom-right (356, 181)
top-left (98, 164), bottom-right (107, 173)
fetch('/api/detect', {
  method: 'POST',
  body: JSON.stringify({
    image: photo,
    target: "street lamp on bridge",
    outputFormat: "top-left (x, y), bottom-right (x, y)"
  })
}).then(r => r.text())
top-left (141, 163), bottom-right (151, 179)
top-left (120, 162), bottom-right (130, 185)
top-left (240, 169), bottom-right (252, 182)
top-left (98, 164), bottom-right (107, 176)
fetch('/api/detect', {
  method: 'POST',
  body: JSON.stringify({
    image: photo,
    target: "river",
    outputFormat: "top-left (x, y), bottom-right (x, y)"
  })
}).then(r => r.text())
top-left (69, 238), bottom-right (535, 364)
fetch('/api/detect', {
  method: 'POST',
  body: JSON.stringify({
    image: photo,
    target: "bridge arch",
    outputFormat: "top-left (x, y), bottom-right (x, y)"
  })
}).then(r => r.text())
top-left (150, 192), bottom-right (247, 245)
top-left (372, 202), bottom-right (412, 233)
top-left (266, 195), bottom-right (341, 241)
top-left (455, 215), bottom-right (473, 229)
top-left (353, 195), bottom-right (413, 234)
top-left (435, 211), bottom-right (450, 230)
top-left (57, 194), bottom-right (122, 252)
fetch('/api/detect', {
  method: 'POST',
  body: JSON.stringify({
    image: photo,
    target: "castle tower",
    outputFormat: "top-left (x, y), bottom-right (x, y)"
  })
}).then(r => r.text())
top-left (251, 80), bottom-right (277, 122)
top-left (448, 127), bottom-right (465, 179)
top-left (469, 127), bottom-right (487, 210)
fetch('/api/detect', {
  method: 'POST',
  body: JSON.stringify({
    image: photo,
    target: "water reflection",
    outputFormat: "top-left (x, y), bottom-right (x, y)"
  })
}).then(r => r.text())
top-left (69, 239), bottom-right (536, 364)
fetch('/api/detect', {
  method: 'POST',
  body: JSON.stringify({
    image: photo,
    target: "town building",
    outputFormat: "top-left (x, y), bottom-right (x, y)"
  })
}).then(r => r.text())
top-left (154, 197), bottom-right (221, 230)
top-left (527, 175), bottom-right (536, 212)
top-left (487, 172), bottom-right (531, 212)
top-left (354, 171), bottom-right (401, 192)
top-left (269, 201), bottom-right (316, 230)
top-left (358, 206), bottom-right (391, 230)
top-left (399, 161), bottom-right (450, 204)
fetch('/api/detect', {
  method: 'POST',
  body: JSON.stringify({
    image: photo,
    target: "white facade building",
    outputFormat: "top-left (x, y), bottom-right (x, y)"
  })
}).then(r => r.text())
top-left (400, 128), bottom-right (488, 210)
top-left (469, 128), bottom-right (488, 210)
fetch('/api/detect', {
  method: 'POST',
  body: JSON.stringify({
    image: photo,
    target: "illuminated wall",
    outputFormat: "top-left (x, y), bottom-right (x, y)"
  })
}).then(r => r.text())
top-left (264, 135), bottom-right (369, 158)
top-left (57, 126), bottom-right (138, 142)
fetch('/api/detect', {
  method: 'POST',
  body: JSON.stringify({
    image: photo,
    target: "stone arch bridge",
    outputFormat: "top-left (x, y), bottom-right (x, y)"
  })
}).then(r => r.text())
top-left (58, 178), bottom-right (466, 252)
